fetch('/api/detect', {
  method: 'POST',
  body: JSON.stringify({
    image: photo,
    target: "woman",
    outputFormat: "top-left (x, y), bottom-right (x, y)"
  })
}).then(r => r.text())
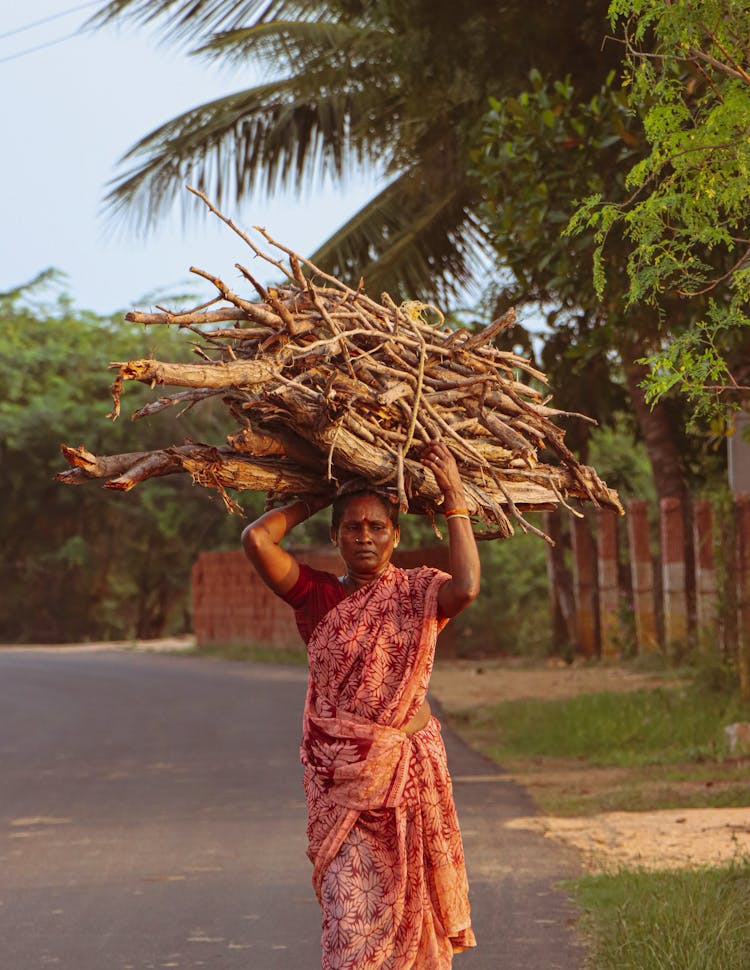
top-left (241, 439), bottom-right (480, 968)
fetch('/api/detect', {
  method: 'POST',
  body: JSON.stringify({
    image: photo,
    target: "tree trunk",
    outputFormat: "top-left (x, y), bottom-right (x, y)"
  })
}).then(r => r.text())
top-left (620, 334), bottom-right (693, 649)
top-left (620, 337), bottom-right (686, 501)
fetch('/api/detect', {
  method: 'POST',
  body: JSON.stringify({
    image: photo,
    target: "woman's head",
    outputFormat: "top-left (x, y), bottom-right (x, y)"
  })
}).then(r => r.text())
top-left (330, 485), bottom-right (400, 579)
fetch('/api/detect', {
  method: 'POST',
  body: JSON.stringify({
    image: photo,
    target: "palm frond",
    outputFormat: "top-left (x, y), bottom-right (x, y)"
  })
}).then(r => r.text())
top-left (85, 0), bottom-right (332, 45)
top-left (103, 73), bottom-right (394, 231)
top-left (311, 169), bottom-right (485, 301)
top-left (194, 19), bottom-right (365, 67)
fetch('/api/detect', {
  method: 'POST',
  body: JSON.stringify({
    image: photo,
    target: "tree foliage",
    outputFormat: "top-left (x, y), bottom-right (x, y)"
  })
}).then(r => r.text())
top-left (568, 0), bottom-right (750, 419)
top-left (0, 277), bottom-right (260, 642)
top-left (471, 66), bottom-right (730, 498)
top-left (470, 71), bottom-right (639, 455)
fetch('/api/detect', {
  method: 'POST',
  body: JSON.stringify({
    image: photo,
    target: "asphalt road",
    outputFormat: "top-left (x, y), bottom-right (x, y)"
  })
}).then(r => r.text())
top-left (0, 649), bottom-right (585, 970)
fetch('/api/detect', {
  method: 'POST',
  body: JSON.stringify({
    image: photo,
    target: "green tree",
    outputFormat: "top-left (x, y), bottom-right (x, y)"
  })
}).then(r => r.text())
top-left (568, 0), bottom-right (750, 420)
top-left (0, 275), bottom-right (258, 642)
top-left (90, 0), bottom-right (619, 299)
top-left (470, 71), bottom-right (725, 502)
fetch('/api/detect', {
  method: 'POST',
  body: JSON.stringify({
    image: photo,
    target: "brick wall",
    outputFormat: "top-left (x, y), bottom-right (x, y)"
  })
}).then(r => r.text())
top-left (191, 544), bottom-right (455, 652)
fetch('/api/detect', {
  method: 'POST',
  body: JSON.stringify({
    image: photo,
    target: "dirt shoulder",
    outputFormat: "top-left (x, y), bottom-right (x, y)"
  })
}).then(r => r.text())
top-left (430, 658), bottom-right (750, 873)
top-left (430, 657), bottom-right (679, 709)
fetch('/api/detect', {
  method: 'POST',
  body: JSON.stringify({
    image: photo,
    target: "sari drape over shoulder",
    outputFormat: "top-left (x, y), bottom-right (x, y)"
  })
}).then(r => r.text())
top-left (285, 562), bottom-right (476, 969)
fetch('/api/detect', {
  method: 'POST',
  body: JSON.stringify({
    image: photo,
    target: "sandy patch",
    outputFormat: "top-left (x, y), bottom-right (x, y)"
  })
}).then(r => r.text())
top-left (507, 808), bottom-right (750, 872)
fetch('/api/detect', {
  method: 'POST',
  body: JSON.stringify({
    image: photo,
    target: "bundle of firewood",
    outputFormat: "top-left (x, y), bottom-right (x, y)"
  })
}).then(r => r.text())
top-left (57, 188), bottom-right (622, 541)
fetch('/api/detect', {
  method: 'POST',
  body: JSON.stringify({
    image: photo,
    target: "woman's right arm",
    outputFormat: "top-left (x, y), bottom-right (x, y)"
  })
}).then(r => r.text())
top-left (241, 498), bottom-right (328, 596)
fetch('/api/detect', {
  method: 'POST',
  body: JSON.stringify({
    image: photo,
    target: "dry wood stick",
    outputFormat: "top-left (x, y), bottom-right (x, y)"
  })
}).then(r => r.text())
top-left (420, 398), bottom-right (490, 467)
top-left (490, 471), bottom-right (553, 544)
top-left (235, 262), bottom-right (303, 336)
top-left (234, 262), bottom-right (269, 301)
top-left (189, 266), bottom-right (280, 324)
top-left (304, 281), bottom-right (357, 378)
top-left (510, 418), bottom-right (547, 443)
top-left (105, 451), bottom-right (182, 491)
top-left (391, 302), bottom-right (427, 457)
top-left (199, 327), bottom-right (277, 341)
top-left (253, 225), bottom-right (356, 297)
top-left (58, 445), bottom-right (155, 481)
top-left (186, 186), bottom-right (297, 285)
top-left (126, 308), bottom-right (251, 326)
top-left (543, 472), bottom-right (585, 519)
top-left (131, 387), bottom-right (225, 421)
top-left (462, 307), bottom-right (517, 350)
top-left (111, 358), bottom-right (279, 391)
top-left (396, 447), bottom-right (408, 512)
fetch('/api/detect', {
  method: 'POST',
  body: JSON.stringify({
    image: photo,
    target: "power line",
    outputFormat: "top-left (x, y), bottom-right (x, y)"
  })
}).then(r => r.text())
top-left (0, 1), bottom-right (104, 65)
top-left (0, 2), bottom-right (100, 42)
top-left (0, 31), bottom-right (79, 65)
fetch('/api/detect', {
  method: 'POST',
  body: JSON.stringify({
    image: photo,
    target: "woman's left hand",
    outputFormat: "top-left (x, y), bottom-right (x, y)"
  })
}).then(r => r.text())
top-left (421, 440), bottom-right (479, 618)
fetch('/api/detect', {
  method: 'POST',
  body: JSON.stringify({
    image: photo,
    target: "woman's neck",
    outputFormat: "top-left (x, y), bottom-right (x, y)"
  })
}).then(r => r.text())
top-left (341, 563), bottom-right (390, 593)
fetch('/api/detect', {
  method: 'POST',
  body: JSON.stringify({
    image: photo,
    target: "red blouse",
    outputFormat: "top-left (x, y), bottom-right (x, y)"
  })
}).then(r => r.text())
top-left (280, 563), bottom-right (447, 646)
top-left (280, 564), bottom-right (346, 644)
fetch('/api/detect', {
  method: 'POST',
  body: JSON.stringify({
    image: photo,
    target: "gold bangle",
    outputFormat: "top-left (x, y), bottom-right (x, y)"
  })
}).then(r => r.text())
top-left (446, 512), bottom-right (471, 521)
top-left (444, 507), bottom-right (468, 517)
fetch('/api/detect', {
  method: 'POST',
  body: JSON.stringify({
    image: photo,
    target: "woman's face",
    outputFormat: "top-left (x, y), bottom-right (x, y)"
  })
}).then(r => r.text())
top-left (331, 495), bottom-right (399, 579)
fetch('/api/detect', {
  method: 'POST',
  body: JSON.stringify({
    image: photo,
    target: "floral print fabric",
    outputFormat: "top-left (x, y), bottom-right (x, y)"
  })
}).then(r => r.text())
top-left (296, 563), bottom-right (476, 968)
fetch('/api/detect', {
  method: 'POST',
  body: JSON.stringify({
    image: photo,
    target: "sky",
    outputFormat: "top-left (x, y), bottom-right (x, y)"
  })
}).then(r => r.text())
top-left (0, 1), bottom-right (383, 314)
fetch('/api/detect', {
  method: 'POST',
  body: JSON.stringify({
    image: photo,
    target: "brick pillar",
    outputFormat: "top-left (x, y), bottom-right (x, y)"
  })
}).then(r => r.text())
top-left (597, 509), bottom-right (620, 659)
top-left (660, 497), bottom-right (689, 648)
top-left (626, 501), bottom-right (660, 653)
top-left (693, 500), bottom-right (717, 646)
top-left (571, 515), bottom-right (598, 658)
top-left (735, 496), bottom-right (750, 699)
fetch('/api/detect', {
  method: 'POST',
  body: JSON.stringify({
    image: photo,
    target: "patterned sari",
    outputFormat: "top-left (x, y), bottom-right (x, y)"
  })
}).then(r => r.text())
top-left (284, 562), bottom-right (476, 969)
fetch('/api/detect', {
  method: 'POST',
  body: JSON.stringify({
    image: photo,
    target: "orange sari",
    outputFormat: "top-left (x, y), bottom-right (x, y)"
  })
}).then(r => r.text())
top-left (296, 563), bottom-right (476, 968)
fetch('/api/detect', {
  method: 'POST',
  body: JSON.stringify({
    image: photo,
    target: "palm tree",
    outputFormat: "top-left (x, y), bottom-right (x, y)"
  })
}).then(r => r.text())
top-left (90, 0), bottom-right (616, 300)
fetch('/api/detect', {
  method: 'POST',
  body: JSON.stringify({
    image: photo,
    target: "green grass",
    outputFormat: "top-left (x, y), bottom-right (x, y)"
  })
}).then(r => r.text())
top-left (179, 642), bottom-right (308, 665)
top-left (450, 685), bottom-right (750, 767)
top-left (571, 863), bottom-right (750, 970)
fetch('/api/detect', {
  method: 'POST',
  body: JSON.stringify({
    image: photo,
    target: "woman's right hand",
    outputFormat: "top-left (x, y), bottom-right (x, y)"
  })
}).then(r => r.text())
top-left (420, 440), bottom-right (466, 505)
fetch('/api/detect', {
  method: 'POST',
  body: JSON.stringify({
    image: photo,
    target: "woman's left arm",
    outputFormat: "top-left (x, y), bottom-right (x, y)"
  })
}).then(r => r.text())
top-left (421, 440), bottom-right (481, 618)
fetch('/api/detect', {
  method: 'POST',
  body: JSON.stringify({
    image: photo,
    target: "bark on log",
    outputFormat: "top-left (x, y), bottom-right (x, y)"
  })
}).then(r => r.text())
top-left (113, 358), bottom-right (279, 390)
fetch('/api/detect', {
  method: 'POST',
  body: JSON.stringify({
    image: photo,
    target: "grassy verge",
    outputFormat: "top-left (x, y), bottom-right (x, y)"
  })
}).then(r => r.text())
top-left (570, 862), bottom-right (750, 970)
top-left (180, 642), bottom-right (308, 665)
top-left (446, 681), bottom-right (750, 814)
